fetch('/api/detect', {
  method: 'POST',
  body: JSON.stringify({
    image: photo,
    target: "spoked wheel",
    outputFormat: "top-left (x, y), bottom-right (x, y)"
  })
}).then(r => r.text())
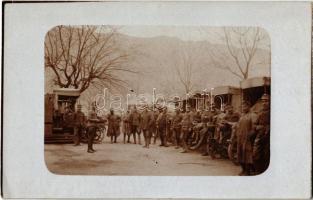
top-left (219, 139), bottom-right (230, 159)
top-left (219, 147), bottom-right (229, 159)
top-left (94, 127), bottom-right (106, 143)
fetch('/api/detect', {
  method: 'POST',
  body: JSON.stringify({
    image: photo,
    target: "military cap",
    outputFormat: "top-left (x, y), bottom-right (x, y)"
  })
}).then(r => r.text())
top-left (261, 93), bottom-right (270, 101)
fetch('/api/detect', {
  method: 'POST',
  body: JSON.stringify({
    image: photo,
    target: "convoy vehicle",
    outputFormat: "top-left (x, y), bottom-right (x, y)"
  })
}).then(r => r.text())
top-left (45, 88), bottom-right (106, 144)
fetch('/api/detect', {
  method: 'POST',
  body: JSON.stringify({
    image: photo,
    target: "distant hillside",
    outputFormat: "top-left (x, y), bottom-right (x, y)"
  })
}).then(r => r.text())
top-left (45, 32), bottom-right (270, 111)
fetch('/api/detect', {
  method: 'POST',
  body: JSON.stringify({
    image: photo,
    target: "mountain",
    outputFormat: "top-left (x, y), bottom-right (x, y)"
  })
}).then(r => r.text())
top-left (45, 32), bottom-right (270, 111)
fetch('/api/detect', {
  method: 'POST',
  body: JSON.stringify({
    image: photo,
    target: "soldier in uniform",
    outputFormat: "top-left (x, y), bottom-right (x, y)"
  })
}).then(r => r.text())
top-left (156, 107), bottom-right (169, 147)
top-left (222, 105), bottom-right (240, 162)
top-left (107, 108), bottom-right (121, 144)
top-left (141, 106), bottom-right (152, 148)
top-left (171, 108), bottom-right (183, 149)
top-left (236, 101), bottom-right (258, 175)
top-left (214, 108), bottom-right (227, 143)
top-left (152, 109), bottom-right (160, 144)
top-left (73, 104), bottom-right (86, 146)
top-left (219, 105), bottom-right (240, 144)
top-left (202, 107), bottom-right (218, 157)
top-left (253, 94), bottom-right (270, 175)
top-left (129, 107), bottom-right (141, 144)
top-left (166, 113), bottom-right (173, 144)
top-left (190, 108), bottom-right (211, 151)
top-left (180, 106), bottom-right (192, 153)
top-left (193, 110), bottom-right (202, 123)
top-left (86, 105), bottom-right (99, 153)
top-left (187, 108), bottom-right (196, 145)
top-left (122, 110), bottom-right (131, 144)
top-left (224, 106), bottom-right (240, 124)
top-left (148, 106), bottom-right (157, 147)
top-left (191, 110), bottom-right (204, 145)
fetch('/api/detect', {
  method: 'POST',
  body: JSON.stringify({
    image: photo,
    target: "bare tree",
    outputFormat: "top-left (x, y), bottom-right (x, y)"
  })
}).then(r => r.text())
top-left (207, 27), bottom-right (270, 80)
top-left (45, 25), bottom-right (136, 93)
top-left (172, 43), bottom-right (200, 94)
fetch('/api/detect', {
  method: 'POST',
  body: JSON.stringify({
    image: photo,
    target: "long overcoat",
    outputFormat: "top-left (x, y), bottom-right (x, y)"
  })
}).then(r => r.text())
top-left (141, 110), bottom-right (151, 130)
top-left (236, 112), bottom-right (258, 164)
top-left (107, 113), bottom-right (121, 137)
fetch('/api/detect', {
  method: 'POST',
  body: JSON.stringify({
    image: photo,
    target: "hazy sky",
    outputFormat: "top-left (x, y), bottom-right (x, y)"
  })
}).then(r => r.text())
top-left (117, 26), bottom-right (270, 49)
top-left (118, 26), bottom-right (218, 41)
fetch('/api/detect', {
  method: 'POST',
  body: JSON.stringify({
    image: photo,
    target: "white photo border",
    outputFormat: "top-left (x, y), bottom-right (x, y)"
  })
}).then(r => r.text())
top-left (3, 1), bottom-right (312, 199)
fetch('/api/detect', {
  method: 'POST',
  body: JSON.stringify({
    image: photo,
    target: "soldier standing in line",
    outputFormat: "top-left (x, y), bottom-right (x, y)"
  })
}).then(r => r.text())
top-left (253, 94), bottom-right (270, 175)
top-left (190, 108), bottom-right (211, 151)
top-left (215, 108), bottom-right (227, 144)
top-left (219, 105), bottom-right (240, 144)
top-left (221, 105), bottom-right (240, 162)
top-left (171, 108), bottom-right (183, 149)
top-left (123, 110), bottom-right (131, 144)
top-left (141, 106), bottom-right (152, 148)
top-left (86, 105), bottom-right (99, 153)
top-left (107, 108), bottom-right (120, 144)
top-left (156, 107), bottom-right (169, 147)
top-left (148, 106), bottom-right (156, 147)
top-left (190, 110), bottom-right (204, 145)
top-left (166, 113), bottom-right (173, 144)
top-left (129, 107), bottom-right (141, 144)
top-left (180, 106), bottom-right (192, 153)
top-left (202, 107), bottom-right (216, 157)
top-left (73, 104), bottom-right (86, 146)
top-left (186, 107), bottom-right (195, 145)
top-left (152, 109), bottom-right (159, 144)
top-left (193, 110), bottom-right (202, 123)
top-left (236, 101), bottom-right (258, 175)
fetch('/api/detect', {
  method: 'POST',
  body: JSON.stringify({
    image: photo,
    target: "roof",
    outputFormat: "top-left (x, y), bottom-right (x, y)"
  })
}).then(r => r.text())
top-left (53, 88), bottom-right (81, 97)
top-left (240, 77), bottom-right (271, 89)
top-left (211, 86), bottom-right (241, 95)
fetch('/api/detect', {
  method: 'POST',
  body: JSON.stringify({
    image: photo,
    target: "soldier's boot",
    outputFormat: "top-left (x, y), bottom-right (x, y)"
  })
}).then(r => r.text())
top-left (133, 134), bottom-right (136, 144)
top-left (176, 137), bottom-right (181, 149)
top-left (180, 146), bottom-right (188, 153)
top-left (143, 139), bottom-right (147, 148)
top-left (153, 136), bottom-right (156, 144)
top-left (114, 136), bottom-right (117, 143)
top-left (175, 140), bottom-right (180, 149)
top-left (110, 136), bottom-right (114, 144)
top-left (142, 131), bottom-right (146, 147)
top-left (138, 135), bottom-right (141, 145)
top-left (123, 135), bottom-right (126, 144)
top-left (127, 135), bottom-right (130, 143)
top-left (147, 137), bottom-right (150, 148)
top-left (173, 135), bottom-right (178, 148)
top-left (180, 141), bottom-right (188, 153)
top-left (148, 136), bottom-right (151, 146)
top-left (164, 139), bottom-right (169, 147)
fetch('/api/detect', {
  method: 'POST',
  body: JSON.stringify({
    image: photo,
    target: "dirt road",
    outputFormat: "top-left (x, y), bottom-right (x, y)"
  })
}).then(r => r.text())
top-left (45, 138), bottom-right (240, 176)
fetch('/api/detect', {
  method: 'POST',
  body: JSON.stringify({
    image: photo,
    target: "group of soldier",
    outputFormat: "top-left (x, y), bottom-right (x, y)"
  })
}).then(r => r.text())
top-left (70, 93), bottom-right (270, 176)
top-left (121, 105), bottom-right (198, 151)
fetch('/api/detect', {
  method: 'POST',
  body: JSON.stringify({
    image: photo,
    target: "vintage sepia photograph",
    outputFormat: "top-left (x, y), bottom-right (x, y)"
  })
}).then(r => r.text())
top-left (44, 25), bottom-right (271, 176)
